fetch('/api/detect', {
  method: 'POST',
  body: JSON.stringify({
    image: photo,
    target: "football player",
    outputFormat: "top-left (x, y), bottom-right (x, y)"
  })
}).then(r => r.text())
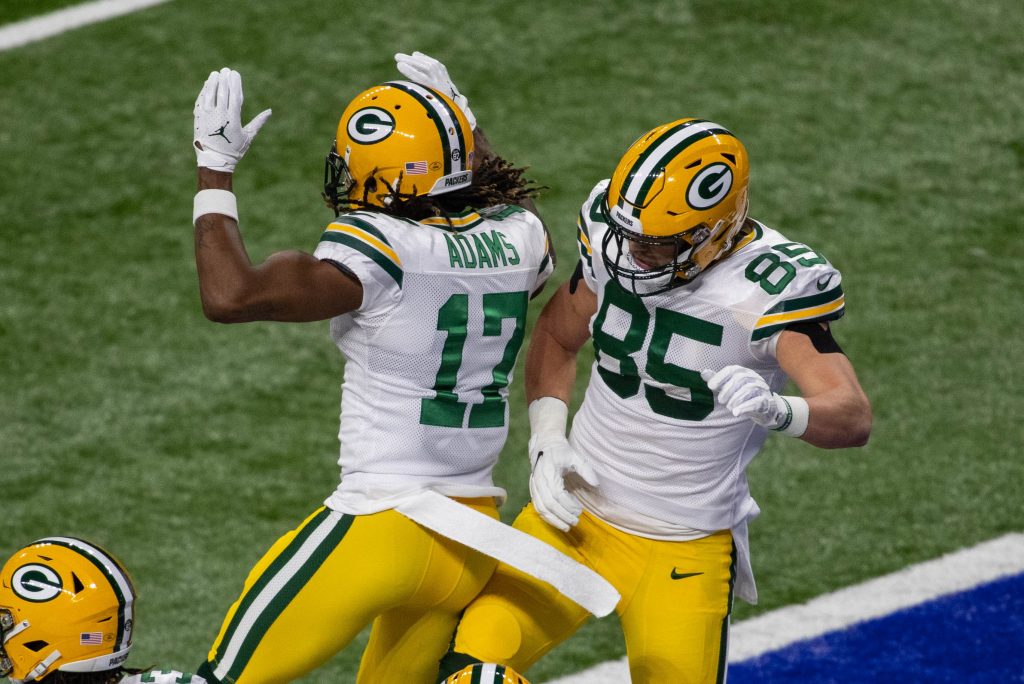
top-left (444, 663), bottom-right (528, 683)
top-left (441, 119), bottom-right (873, 682)
top-left (0, 538), bottom-right (205, 684)
top-left (188, 54), bottom-right (578, 683)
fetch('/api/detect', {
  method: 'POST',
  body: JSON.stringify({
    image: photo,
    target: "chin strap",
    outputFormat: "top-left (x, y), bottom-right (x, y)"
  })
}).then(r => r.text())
top-left (24, 650), bottom-right (61, 682)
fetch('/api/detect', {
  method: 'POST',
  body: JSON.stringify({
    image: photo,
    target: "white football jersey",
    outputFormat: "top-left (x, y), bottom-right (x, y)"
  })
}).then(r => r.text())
top-left (122, 671), bottom-right (206, 684)
top-left (313, 206), bottom-right (553, 513)
top-left (572, 181), bottom-right (845, 601)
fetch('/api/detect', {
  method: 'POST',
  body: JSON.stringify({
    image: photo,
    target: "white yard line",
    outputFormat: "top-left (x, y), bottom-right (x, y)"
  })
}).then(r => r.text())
top-left (547, 532), bottom-right (1024, 683)
top-left (0, 0), bottom-right (171, 52)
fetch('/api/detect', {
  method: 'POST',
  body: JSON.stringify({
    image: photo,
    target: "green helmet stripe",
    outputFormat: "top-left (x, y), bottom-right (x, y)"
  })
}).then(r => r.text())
top-left (385, 80), bottom-right (467, 177)
top-left (622, 120), bottom-right (733, 210)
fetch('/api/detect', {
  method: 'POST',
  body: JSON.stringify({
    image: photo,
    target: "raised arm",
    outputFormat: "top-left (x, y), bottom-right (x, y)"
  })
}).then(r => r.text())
top-left (192, 68), bottom-right (361, 323)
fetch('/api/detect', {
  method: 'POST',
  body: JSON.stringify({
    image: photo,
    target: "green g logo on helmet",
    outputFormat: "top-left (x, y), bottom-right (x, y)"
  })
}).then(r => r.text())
top-left (11, 564), bottom-right (63, 602)
top-left (347, 107), bottom-right (395, 144)
top-left (686, 163), bottom-right (733, 210)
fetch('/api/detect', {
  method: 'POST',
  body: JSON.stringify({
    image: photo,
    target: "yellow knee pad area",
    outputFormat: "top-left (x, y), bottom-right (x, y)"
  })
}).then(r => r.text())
top-left (457, 600), bottom-right (524, 662)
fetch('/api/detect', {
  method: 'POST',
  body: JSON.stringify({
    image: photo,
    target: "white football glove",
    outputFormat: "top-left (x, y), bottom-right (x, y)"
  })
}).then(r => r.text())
top-left (394, 51), bottom-right (477, 130)
top-left (702, 365), bottom-right (800, 432)
top-left (193, 68), bottom-right (272, 172)
top-left (527, 398), bottom-right (599, 532)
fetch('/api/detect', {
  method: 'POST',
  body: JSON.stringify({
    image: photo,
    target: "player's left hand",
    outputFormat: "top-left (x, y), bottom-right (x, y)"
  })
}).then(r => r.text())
top-left (702, 365), bottom-right (788, 428)
top-left (394, 51), bottom-right (477, 129)
top-left (528, 432), bottom-right (599, 532)
top-left (193, 68), bottom-right (272, 172)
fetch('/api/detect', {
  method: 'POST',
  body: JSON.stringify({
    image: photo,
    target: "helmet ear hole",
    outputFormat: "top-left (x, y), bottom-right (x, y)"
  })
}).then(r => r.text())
top-left (23, 641), bottom-right (48, 652)
top-left (72, 572), bottom-right (85, 594)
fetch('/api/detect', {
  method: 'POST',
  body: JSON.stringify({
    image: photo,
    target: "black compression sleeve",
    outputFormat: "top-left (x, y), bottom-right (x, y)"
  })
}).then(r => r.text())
top-left (785, 320), bottom-right (845, 354)
top-left (568, 259), bottom-right (585, 294)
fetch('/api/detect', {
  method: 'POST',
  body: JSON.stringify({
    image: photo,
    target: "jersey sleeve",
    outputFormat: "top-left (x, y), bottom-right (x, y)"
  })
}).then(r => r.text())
top-left (575, 180), bottom-right (610, 293)
top-left (313, 212), bottom-right (404, 315)
top-left (749, 248), bottom-right (845, 359)
top-left (534, 224), bottom-right (555, 294)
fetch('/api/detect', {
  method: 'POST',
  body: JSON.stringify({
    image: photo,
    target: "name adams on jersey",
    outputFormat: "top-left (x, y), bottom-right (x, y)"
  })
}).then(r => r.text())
top-left (312, 205), bottom-right (553, 514)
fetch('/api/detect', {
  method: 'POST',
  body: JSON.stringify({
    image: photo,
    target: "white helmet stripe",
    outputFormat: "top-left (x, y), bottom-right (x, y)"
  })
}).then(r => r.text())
top-left (385, 80), bottom-right (466, 175)
top-left (621, 120), bottom-right (727, 208)
top-left (37, 537), bottom-right (135, 652)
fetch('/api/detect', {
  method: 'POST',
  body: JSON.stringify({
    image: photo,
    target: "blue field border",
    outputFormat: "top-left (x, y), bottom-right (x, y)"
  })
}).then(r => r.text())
top-left (729, 572), bottom-right (1024, 683)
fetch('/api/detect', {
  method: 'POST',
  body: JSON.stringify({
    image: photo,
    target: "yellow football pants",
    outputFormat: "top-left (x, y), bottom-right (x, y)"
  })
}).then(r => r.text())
top-left (200, 500), bottom-right (499, 684)
top-left (453, 504), bottom-right (735, 684)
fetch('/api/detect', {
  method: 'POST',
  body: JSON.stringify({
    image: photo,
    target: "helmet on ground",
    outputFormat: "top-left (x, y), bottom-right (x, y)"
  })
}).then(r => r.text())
top-left (602, 118), bottom-right (750, 295)
top-left (0, 538), bottom-right (136, 682)
top-left (323, 80), bottom-right (475, 213)
top-left (444, 662), bottom-right (529, 683)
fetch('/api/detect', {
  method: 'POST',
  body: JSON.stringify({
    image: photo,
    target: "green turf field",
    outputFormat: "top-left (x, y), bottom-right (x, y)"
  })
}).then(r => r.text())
top-left (1, 1), bottom-right (1022, 681)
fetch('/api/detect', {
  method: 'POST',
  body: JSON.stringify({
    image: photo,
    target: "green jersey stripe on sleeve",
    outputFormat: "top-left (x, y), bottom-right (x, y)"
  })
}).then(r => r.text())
top-left (332, 214), bottom-right (395, 248)
top-left (320, 232), bottom-right (404, 287)
top-left (763, 284), bottom-right (844, 316)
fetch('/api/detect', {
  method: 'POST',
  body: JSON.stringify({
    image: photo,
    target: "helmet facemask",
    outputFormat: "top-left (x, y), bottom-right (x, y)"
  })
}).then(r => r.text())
top-left (323, 142), bottom-right (423, 215)
top-left (322, 143), bottom-right (356, 216)
top-left (1, 608), bottom-right (16, 677)
top-left (601, 208), bottom-right (722, 297)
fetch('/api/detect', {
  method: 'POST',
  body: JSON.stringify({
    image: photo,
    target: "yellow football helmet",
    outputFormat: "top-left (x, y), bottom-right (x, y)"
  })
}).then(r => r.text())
top-left (0, 538), bottom-right (136, 682)
top-left (602, 118), bottom-right (750, 295)
top-left (444, 662), bottom-right (530, 684)
top-left (323, 80), bottom-right (475, 213)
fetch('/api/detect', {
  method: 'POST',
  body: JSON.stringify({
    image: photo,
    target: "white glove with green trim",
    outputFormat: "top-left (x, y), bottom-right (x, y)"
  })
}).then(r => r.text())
top-left (702, 365), bottom-right (808, 436)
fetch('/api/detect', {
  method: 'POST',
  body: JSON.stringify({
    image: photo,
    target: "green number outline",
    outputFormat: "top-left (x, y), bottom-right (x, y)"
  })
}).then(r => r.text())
top-left (592, 281), bottom-right (723, 421)
top-left (420, 291), bottom-right (528, 428)
top-left (745, 242), bottom-right (827, 295)
top-left (773, 241), bottom-right (827, 266)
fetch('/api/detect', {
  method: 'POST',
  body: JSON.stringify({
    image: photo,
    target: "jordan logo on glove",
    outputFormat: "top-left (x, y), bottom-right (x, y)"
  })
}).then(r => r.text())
top-left (209, 122), bottom-right (232, 143)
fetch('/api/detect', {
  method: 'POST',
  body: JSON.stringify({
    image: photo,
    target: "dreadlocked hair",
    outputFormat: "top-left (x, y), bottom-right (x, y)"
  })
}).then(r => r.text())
top-left (42, 666), bottom-right (148, 684)
top-left (347, 155), bottom-right (544, 226)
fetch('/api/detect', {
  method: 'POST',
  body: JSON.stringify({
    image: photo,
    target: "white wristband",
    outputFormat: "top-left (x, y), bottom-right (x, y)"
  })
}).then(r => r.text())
top-left (527, 397), bottom-right (569, 469)
top-left (773, 395), bottom-right (810, 437)
top-left (528, 397), bottom-right (569, 436)
top-left (193, 189), bottom-right (238, 224)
